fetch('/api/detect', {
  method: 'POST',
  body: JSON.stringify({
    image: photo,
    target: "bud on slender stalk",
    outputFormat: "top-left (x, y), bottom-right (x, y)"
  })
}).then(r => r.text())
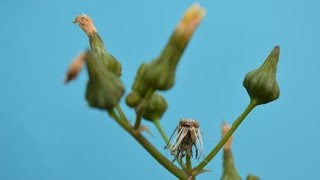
top-left (221, 123), bottom-right (241, 180)
top-left (74, 14), bottom-right (122, 77)
top-left (126, 4), bottom-right (205, 113)
top-left (243, 46), bottom-right (280, 105)
top-left (143, 93), bottom-right (168, 121)
top-left (85, 53), bottom-right (124, 110)
top-left (143, 4), bottom-right (205, 90)
top-left (65, 52), bottom-right (87, 83)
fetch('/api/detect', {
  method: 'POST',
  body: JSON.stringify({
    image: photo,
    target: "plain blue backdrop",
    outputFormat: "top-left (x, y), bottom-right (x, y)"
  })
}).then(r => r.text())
top-left (1, 0), bottom-right (319, 179)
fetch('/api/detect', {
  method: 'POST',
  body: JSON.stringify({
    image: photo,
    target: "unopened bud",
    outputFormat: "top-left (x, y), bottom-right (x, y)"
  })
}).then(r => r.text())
top-left (243, 46), bottom-right (280, 105)
top-left (74, 14), bottom-right (122, 77)
top-left (131, 63), bottom-right (150, 96)
top-left (143, 93), bottom-right (168, 121)
top-left (143, 4), bottom-right (205, 90)
top-left (125, 91), bottom-right (142, 108)
top-left (100, 53), bottom-right (122, 77)
top-left (85, 53), bottom-right (124, 110)
top-left (65, 52), bottom-right (87, 83)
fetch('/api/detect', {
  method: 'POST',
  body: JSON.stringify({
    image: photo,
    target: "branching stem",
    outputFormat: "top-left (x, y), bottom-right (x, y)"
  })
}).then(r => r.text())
top-left (134, 89), bottom-right (155, 130)
top-left (108, 107), bottom-right (188, 179)
top-left (193, 100), bottom-right (257, 174)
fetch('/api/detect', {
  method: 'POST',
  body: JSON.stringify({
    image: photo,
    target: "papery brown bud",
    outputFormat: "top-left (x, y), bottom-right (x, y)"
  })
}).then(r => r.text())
top-left (65, 52), bottom-right (87, 83)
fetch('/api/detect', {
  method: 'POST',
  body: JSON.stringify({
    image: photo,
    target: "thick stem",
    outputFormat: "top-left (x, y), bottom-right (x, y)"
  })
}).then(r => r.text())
top-left (193, 100), bottom-right (257, 174)
top-left (108, 109), bottom-right (187, 179)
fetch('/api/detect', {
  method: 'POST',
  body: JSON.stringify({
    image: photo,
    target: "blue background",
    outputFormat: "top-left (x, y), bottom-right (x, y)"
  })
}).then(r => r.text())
top-left (1, 0), bottom-right (319, 179)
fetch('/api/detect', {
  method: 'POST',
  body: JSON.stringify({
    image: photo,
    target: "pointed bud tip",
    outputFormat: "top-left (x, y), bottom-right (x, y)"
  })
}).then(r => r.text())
top-left (243, 46), bottom-right (281, 105)
top-left (271, 45), bottom-right (280, 55)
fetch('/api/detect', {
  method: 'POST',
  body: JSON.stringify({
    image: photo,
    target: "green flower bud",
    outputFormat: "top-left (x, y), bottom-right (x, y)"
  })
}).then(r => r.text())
top-left (74, 14), bottom-right (122, 77)
top-left (138, 4), bottom-right (205, 91)
top-left (145, 58), bottom-right (175, 90)
top-left (125, 91), bottom-right (142, 108)
top-left (243, 46), bottom-right (280, 105)
top-left (99, 52), bottom-right (122, 77)
top-left (131, 63), bottom-right (150, 97)
top-left (143, 93), bottom-right (168, 121)
top-left (246, 174), bottom-right (261, 180)
top-left (85, 53), bottom-right (124, 110)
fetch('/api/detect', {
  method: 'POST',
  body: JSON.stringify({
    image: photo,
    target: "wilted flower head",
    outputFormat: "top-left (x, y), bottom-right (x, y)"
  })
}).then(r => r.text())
top-left (73, 14), bottom-right (97, 35)
top-left (166, 119), bottom-right (204, 161)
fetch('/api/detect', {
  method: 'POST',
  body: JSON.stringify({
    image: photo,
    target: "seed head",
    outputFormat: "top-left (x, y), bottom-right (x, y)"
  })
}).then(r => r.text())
top-left (166, 119), bottom-right (204, 162)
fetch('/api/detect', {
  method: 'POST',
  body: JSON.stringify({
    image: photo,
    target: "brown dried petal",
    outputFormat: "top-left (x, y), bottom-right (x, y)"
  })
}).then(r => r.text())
top-left (73, 14), bottom-right (97, 35)
top-left (65, 52), bottom-right (87, 84)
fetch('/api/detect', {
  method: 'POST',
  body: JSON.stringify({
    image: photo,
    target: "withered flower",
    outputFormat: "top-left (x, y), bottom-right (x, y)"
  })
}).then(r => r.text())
top-left (65, 52), bottom-right (87, 83)
top-left (166, 119), bottom-right (204, 162)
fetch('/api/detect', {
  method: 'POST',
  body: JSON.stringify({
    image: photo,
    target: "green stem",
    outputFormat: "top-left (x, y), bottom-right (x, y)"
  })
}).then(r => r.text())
top-left (115, 104), bottom-right (129, 124)
top-left (108, 108), bottom-right (187, 179)
top-left (186, 155), bottom-right (193, 178)
top-left (134, 89), bottom-right (155, 130)
top-left (193, 100), bottom-right (257, 174)
top-left (134, 109), bottom-right (143, 129)
top-left (154, 119), bottom-right (169, 143)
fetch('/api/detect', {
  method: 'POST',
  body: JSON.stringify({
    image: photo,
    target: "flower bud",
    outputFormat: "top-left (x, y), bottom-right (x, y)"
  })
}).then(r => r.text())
top-left (85, 53), bottom-right (124, 110)
top-left (143, 93), bottom-right (168, 121)
top-left (243, 46), bottom-right (280, 105)
top-left (74, 14), bottom-right (122, 77)
top-left (221, 123), bottom-right (241, 180)
top-left (142, 4), bottom-right (205, 90)
top-left (125, 91), bottom-right (142, 108)
top-left (131, 63), bottom-right (150, 97)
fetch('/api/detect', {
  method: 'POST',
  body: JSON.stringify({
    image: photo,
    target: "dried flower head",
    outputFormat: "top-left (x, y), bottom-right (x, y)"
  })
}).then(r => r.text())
top-left (73, 14), bottom-right (97, 35)
top-left (166, 119), bottom-right (204, 161)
